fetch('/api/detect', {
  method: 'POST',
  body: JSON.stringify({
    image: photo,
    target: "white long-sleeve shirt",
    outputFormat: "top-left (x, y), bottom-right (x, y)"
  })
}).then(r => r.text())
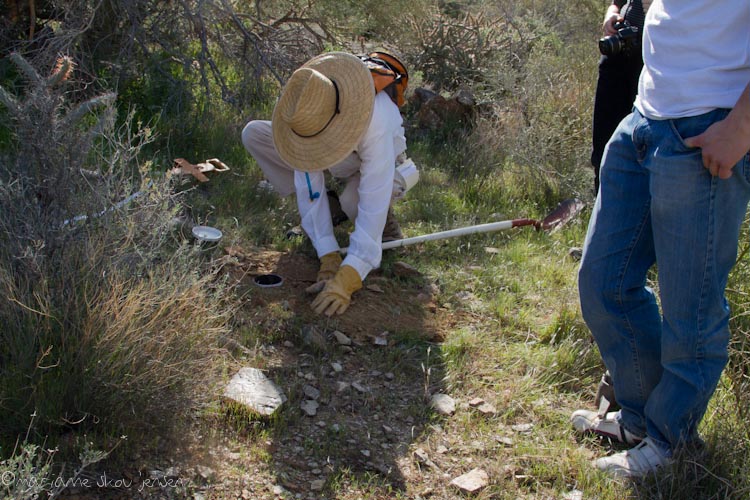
top-left (294, 92), bottom-right (407, 280)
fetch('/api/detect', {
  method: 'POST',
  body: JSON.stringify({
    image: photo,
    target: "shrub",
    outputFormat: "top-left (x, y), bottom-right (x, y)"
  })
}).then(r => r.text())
top-left (0, 423), bottom-right (120, 500)
top-left (402, 10), bottom-right (511, 93)
top-left (0, 52), bottom-right (230, 452)
top-left (392, 1), bottom-right (599, 199)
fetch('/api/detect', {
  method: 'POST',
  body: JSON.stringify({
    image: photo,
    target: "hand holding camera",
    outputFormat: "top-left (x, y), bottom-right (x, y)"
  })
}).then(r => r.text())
top-left (602, 10), bottom-right (622, 36)
top-left (599, 20), bottom-right (640, 56)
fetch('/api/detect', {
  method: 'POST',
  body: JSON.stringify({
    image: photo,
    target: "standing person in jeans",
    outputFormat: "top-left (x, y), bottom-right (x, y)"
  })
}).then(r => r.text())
top-left (572, 0), bottom-right (750, 478)
top-left (590, 0), bottom-right (650, 193)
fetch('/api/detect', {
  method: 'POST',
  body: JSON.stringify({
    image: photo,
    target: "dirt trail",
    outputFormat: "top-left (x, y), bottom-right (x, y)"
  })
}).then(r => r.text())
top-left (186, 248), bottom-right (468, 499)
top-left (59, 247), bottom-right (478, 500)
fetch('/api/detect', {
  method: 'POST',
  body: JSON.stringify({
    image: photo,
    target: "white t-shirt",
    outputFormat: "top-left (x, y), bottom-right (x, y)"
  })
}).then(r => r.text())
top-left (295, 91), bottom-right (406, 279)
top-left (635, 0), bottom-right (750, 119)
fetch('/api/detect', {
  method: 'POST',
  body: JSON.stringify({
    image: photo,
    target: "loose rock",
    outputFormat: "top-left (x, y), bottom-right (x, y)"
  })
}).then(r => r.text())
top-left (301, 325), bottom-right (326, 349)
top-left (477, 402), bottom-right (497, 415)
top-left (430, 393), bottom-right (456, 415)
top-left (495, 436), bottom-right (514, 447)
top-left (413, 448), bottom-right (438, 469)
top-left (223, 367), bottom-right (287, 417)
top-left (332, 330), bottom-right (352, 346)
top-left (564, 490), bottom-right (584, 500)
top-left (195, 465), bottom-right (215, 482)
top-left (300, 400), bottom-right (319, 417)
top-left (372, 332), bottom-right (389, 346)
top-left (450, 468), bottom-right (489, 493)
top-left (511, 423), bottom-right (534, 433)
top-left (335, 381), bottom-right (351, 393)
top-left (352, 381), bottom-right (368, 393)
top-left (303, 384), bottom-right (320, 400)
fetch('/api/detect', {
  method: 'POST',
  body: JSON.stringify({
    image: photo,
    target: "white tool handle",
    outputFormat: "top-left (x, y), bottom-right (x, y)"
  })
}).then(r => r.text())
top-left (339, 219), bottom-right (519, 254)
top-left (381, 220), bottom-right (514, 250)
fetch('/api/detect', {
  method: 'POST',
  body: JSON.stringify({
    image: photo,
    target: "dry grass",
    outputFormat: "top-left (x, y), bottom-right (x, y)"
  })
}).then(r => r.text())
top-left (81, 255), bottom-right (229, 431)
top-left (0, 52), bottom-right (232, 452)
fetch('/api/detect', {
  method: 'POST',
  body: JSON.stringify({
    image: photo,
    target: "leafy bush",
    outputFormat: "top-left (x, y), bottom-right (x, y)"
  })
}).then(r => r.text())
top-left (500, 32), bottom-right (596, 198)
top-left (0, 52), bottom-right (229, 451)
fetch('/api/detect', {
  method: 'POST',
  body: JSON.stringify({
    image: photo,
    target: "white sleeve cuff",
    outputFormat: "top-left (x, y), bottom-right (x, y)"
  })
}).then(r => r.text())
top-left (314, 236), bottom-right (340, 259)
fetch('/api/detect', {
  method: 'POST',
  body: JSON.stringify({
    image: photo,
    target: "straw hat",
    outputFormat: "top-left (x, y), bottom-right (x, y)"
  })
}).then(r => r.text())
top-left (272, 52), bottom-right (375, 172)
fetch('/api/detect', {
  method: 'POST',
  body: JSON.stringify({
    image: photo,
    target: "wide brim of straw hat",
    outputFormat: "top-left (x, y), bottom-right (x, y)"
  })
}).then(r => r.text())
top-left (272, 52), bottom-right (375, 172)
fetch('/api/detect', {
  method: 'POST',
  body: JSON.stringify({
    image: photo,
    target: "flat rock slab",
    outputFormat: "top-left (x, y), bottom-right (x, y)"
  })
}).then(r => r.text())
top-left (450, 468), bottom-right (489, 493)
top-left (223, 367), bottom-right (287, 416)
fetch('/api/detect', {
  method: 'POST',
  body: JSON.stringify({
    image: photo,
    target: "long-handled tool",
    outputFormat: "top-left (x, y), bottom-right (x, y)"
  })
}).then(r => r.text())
top-left (338, 198), bottom-right (583, 255)
top-left (380, 198), bottom-right (584, 251)
top-left (305, 198), bottom-right (583, 293)
top-left (306, 198), bottom-right (584, 292)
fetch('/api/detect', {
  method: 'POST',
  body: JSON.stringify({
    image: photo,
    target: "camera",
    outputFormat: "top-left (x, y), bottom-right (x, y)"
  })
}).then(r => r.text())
top-left (599, 21), bottom-right (640, 56)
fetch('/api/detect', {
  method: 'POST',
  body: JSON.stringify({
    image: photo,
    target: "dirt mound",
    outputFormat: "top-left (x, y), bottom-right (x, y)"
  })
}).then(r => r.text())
top-left (219, 246), bottom-right (448, 343)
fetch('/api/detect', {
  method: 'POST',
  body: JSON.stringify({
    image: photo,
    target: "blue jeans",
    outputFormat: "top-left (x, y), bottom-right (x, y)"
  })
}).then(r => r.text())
top-left (579, 108), bottom-right (750, 453)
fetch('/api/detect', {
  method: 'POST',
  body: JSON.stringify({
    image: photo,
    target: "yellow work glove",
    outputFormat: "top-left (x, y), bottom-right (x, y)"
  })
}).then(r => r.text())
top-left (317, 251), bottom-right (342, 282)
top-left (311, 265), bottom-right (362, 316)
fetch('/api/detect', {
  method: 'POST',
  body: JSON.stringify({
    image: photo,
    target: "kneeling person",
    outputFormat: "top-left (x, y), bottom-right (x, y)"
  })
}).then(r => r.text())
top-left (242, 51), bottom-right (410, 316)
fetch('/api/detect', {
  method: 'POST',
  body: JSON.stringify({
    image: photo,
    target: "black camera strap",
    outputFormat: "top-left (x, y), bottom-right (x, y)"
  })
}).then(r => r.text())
top-left (623, 0), bottom-right (646, 30)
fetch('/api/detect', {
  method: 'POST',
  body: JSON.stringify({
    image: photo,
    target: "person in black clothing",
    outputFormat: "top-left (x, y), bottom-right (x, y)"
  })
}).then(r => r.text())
top-left (590, 0), bottom-right (648, 193)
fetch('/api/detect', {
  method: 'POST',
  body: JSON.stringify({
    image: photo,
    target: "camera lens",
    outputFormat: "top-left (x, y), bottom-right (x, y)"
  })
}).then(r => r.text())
top-left (598, 35), bottom-right (622, 56)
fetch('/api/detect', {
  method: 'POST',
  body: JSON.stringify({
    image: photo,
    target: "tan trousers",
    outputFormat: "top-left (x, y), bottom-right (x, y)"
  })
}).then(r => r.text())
top-left (242, 120), bottom-right (366, 221)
